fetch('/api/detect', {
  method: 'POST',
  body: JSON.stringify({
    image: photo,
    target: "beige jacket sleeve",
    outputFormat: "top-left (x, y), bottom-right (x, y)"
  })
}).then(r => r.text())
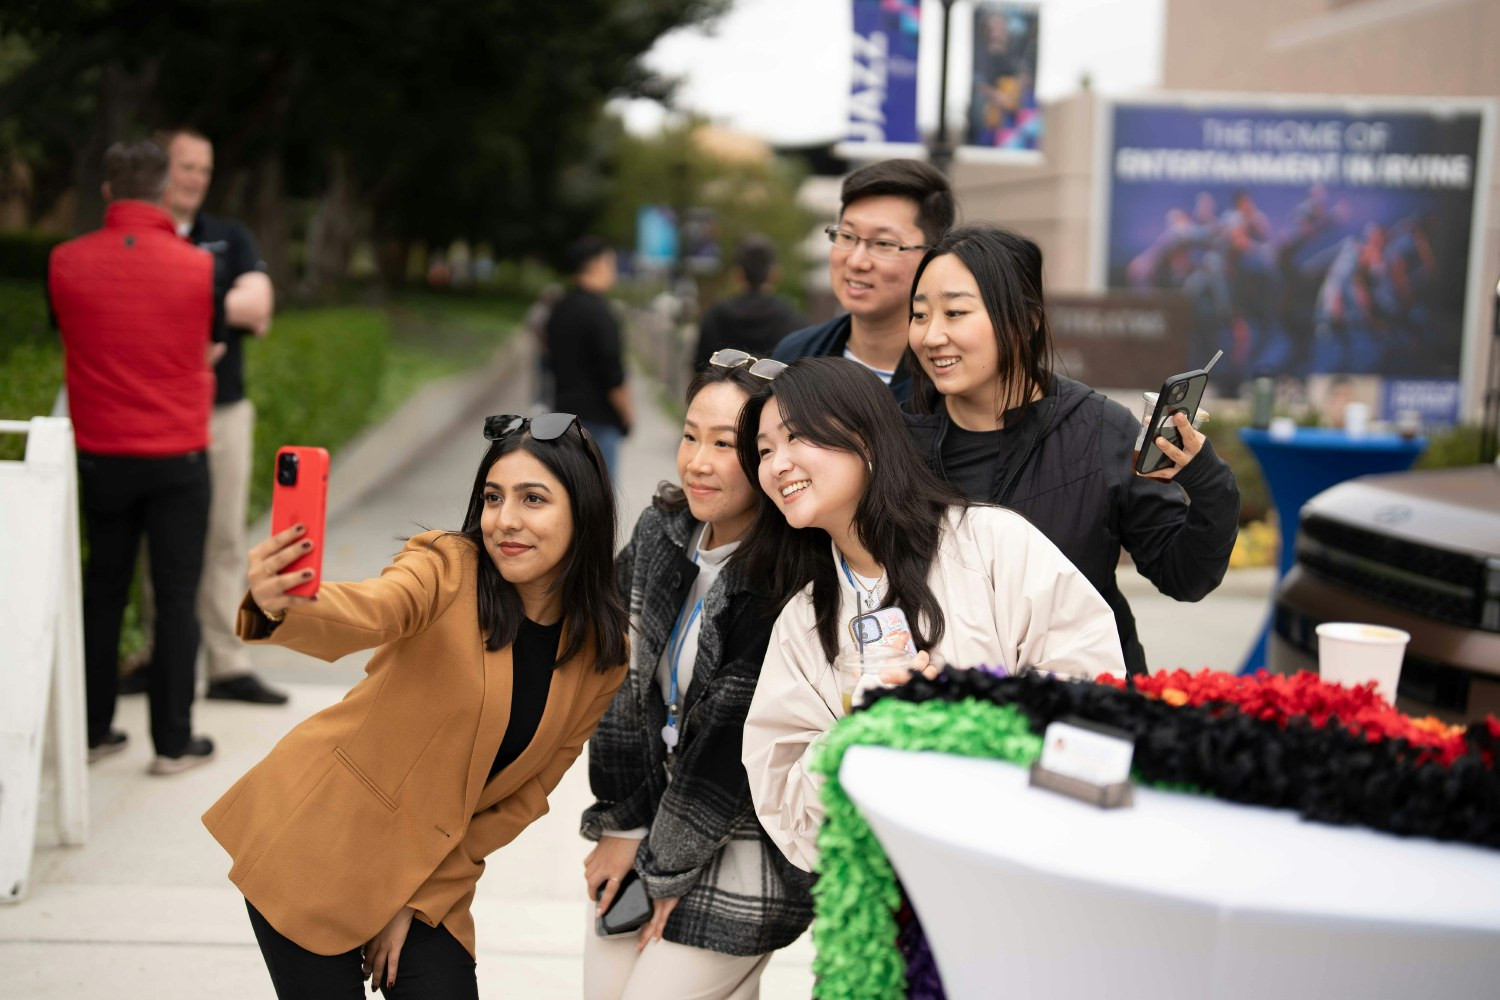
top-left (742, 593), bottom-right (841, 873)
top-left (964, 507), bottom-right (1126, 680)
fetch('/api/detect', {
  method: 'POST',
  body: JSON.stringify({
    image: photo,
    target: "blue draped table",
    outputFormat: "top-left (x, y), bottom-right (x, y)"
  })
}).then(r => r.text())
top-left (1238, 427), bottom-right (1426, 673)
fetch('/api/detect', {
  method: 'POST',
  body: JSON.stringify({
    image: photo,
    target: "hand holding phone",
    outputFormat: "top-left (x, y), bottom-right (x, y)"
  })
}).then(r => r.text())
top-left (1134, 350), bottom-right (1221, 476)
top-left (269, 446), bottom-right (329, 598)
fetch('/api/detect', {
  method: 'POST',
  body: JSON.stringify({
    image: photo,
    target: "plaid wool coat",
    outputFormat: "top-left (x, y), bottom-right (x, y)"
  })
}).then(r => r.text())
top-left (582, 502), bottom-right (814, 956)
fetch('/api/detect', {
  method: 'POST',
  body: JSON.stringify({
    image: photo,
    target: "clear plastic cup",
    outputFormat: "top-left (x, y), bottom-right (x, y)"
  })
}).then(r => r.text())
top-left (1315, 622), bottom-right (1409, 705)
top-left (834, 647), bottom-right (913, 714)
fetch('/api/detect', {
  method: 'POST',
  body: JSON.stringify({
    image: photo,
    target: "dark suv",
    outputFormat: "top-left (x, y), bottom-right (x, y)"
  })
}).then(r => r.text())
top-left (1269, 462), bottom-right (1500, 722)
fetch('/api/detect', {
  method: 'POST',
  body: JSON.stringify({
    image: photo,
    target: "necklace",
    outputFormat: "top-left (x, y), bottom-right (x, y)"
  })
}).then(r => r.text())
top-left (839, 554), bottom-right (884, 613)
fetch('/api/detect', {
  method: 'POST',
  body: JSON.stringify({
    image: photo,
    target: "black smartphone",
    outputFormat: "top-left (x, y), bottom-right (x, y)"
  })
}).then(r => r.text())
top-left (1134, 350), bottom-right (1222, 475)
top-left (595, 869), bottom-right (652, 937)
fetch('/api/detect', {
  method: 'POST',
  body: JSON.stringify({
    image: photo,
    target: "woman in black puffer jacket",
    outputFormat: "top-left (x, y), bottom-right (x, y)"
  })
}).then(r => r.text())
top-left (903, 223), bottom-right (1241, 676)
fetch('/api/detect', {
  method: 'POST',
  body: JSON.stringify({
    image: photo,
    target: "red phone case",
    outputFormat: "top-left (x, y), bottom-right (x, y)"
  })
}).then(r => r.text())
top-left (271, 446), bottom-right (329, 597)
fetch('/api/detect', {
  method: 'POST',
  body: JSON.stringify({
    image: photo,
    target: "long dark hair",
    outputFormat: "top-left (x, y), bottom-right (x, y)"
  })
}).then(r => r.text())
top-left (906, 223), bottom-right (1055, 418)
top-left (732, 357), bottom-right (968, 661)
top-left (454, 425), bottom-right (626, 673)
top-left (653, 361), bottom-right (765, 514)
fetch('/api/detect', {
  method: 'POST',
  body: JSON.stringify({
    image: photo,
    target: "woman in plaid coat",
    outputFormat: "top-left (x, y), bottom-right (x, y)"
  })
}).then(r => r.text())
top-left (581, 356), bottom-right (814, 999)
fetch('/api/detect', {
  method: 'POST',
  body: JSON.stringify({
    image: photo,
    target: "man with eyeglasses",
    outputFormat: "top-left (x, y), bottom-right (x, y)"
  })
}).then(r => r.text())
top-left (770, 159), bottom-right (955, 403)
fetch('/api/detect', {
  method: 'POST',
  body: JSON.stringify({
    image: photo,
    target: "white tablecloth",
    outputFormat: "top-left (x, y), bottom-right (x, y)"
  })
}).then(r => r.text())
top-left (840, 745), bottom-right (1500, 999)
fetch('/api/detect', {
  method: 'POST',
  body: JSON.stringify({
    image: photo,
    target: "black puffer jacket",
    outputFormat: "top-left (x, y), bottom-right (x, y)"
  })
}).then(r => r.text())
top-left (904, 376), bottom-right (1240, 675)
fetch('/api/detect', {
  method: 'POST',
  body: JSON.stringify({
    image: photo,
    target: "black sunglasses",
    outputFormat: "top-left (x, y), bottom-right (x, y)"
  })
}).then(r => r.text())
top-left (709, 348), bottom-right (788, 380)
top-left (483, 412), bottom-right (581, 442)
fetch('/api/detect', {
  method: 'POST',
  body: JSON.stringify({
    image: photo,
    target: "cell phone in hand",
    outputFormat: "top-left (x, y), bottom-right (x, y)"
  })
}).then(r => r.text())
top-left (1134, 350), bottom-right (1222, 475)
top-left (270, 446), bottom-right (329, 597)
top-left (848, 606), bottom-right (918, 656)
top-left (595, 869), bottom-right (652, 937)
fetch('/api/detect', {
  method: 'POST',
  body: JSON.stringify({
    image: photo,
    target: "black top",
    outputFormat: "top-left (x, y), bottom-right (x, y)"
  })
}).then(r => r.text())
top-left (546, 286), bottom-right (626, 430)
top-left (691, 290), bottom-right (804, 371)
top-left (188, 212), bottom-right (266, 405)
top-left (940, 423), bottom-right (1004, 498)
top-left (489, 617), bottom-right (563, 778)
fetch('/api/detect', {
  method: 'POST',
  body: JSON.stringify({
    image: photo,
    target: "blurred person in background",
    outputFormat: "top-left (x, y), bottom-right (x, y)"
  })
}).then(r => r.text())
top-left (690, 234), bottom-right (803, 373)
top-left (581, 358), bottom-right (813, 999)
top-left (770, 159), bottom-right (954, 403)
top-left (49, 139), bottom-right (217, 773)
top-left (122, 126), bottom-right (286, 705)
top-left (548, 236), bottom-right (633, 480)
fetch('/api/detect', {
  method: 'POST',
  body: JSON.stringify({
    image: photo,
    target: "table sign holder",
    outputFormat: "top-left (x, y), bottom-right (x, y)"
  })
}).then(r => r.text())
top-left (1028, 762), bottom-right (1134, 808)
top-left (1028, 718), bottom-right (1136, 808)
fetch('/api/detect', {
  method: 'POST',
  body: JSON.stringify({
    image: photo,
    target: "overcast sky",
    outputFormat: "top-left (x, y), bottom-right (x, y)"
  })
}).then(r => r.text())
top-left (611, 0), bottom-right (1166, 145)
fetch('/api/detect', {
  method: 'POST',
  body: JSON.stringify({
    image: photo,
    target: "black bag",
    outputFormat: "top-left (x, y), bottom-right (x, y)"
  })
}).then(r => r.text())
top-left (595, 869), bottom-right (652, 937)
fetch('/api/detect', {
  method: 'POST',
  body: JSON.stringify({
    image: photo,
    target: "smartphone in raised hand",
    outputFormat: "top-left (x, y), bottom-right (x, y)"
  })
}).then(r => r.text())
top-left (1134, 350), bottom-right (1222, 475)
top-left (270, 446), bottom-right (329, 597)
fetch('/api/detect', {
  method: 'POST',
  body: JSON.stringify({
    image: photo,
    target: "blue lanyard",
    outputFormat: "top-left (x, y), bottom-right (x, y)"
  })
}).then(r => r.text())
top-left (839, 554), bottom-right (877, 611)
top-left (662, 546), bottom-right (702, 751)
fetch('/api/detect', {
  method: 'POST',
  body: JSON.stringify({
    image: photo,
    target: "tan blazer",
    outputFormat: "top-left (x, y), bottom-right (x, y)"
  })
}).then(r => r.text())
top-left (202, 531), bottom-right (626, 957)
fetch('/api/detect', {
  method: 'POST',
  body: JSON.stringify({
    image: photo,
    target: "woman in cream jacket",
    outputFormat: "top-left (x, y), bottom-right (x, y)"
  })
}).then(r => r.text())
top-left (203, 414), bottom-right (628, 998)
top-left (733, 359), bottom-right (1124, 872)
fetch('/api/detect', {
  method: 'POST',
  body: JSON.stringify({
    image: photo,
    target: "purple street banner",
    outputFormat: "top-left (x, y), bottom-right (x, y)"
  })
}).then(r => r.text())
top-left (1097, 97), bottom-right (1492, 416)
top-left (963, 1), bottom-right (1042, 159)
top-left (844, 0), bottom-right (921, 153)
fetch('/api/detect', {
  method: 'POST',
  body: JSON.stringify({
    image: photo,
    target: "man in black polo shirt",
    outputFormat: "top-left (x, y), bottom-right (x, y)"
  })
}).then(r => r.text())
top-left (546, 236), bottom-right (633, 480)
top-left (134, 126), bottom-right (287, 704)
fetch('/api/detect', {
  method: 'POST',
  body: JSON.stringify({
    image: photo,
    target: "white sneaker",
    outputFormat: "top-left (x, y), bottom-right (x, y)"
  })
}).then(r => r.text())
top-left (149, 736), bottom-right (215, 775)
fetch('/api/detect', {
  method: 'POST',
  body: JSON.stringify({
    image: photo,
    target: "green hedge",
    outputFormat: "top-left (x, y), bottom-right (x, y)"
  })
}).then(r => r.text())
top-left (0, 231), bottom-right (64, 281)
top-left (244, 308), bottom-right (393, 520)
top-left (0, 280), bottom-right (63, 461)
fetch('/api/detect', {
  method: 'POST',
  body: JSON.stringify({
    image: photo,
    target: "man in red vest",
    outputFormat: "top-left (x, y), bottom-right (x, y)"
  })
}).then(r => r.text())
top-left (49, 139), bottom-right (217, 775)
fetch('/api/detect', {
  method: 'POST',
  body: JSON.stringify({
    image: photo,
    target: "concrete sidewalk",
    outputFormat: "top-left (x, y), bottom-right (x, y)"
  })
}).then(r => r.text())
top-left (1, 336), bottom-right (1270, 997)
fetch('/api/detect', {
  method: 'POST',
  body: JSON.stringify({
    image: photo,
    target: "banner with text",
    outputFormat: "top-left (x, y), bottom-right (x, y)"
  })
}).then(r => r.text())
top-left (842, 0), bottom-right (922, 156)
top-left (1099, 98), bottom-right (1488, 412)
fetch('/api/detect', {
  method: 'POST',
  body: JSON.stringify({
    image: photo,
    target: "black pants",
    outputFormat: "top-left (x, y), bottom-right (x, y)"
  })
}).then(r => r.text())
top-left (247, 900), bottom-right (478, 999)
top-left (78, 449), bottom-right (209, 756)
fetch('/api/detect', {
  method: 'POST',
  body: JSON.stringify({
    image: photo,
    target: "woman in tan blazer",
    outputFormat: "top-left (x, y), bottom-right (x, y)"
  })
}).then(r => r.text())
top-left (203, 413), bottom-right (628, 998)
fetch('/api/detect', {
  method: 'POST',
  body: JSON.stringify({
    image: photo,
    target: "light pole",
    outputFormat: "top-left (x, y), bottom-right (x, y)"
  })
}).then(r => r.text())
top-left (929, 0), bottom-right (958, 176)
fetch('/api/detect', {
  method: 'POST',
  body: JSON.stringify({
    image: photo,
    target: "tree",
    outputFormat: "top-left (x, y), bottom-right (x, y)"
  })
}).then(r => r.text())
top-left (0, 0), bottom-right (727, 289)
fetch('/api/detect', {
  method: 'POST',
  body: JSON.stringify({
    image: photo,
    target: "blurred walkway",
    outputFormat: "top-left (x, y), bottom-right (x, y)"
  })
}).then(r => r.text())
top-left (1, 333), bottom-right (1269, 997)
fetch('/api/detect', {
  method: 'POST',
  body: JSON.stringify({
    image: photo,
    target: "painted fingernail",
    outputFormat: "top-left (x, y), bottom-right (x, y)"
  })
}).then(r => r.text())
top-left (303, 570), bottom-right (314, 579)
top-left (295, 523), bottom-right (306, 533)
top-left (302, 541), bottom-right (312, 550)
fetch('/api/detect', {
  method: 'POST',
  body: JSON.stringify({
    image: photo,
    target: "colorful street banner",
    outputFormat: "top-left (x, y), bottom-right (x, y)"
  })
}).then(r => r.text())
top-left (962, 1), bottom-right (1042, 161)
top-left (1095, 96), bottom-right (1493, 415)
top-left (840, 0), bottom-right (922, 157)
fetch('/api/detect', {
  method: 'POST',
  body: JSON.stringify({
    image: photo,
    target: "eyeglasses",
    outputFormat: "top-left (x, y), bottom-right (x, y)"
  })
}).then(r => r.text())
top-left (483, 412), bottom-right (581, 442)
top-left (709, 349), bottom-right (788, 380)
top-left (824, 224), bottom-right (928, 259)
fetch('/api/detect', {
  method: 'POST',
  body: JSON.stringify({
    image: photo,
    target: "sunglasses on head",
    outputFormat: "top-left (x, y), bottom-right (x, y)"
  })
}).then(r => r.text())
top-left (709, 349), bottom-right (788, 381)
top-left (483, 412), bottom-right (582, 442)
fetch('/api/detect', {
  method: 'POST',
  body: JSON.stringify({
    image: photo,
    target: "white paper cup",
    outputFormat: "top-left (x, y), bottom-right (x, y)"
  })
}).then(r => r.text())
top-left (1315, 622), bottom-right (1409, 704)
top-left (1268, 415), bottom-right (1298, 441)
top-left (1344, 402), bottom-right (1370, 437)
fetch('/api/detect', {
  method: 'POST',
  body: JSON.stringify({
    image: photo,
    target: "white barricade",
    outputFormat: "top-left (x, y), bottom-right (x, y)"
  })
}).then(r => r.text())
top-left (0, 416), bottom-right (89, 903)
